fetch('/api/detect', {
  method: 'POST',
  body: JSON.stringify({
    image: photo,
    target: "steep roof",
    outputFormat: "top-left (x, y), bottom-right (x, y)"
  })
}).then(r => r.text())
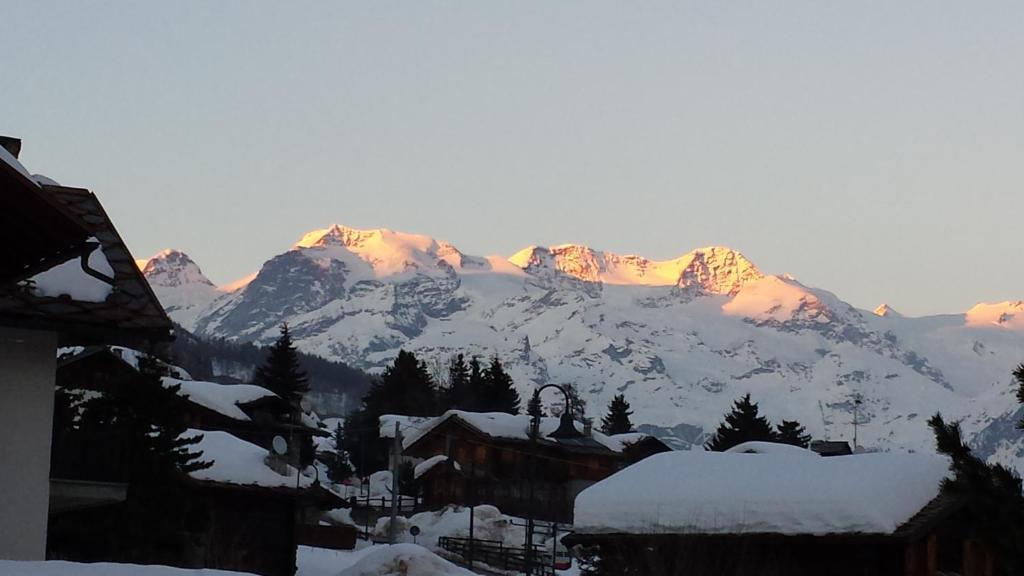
top-left (0, 140), bottom-right (92, 284)
top-left (397, 410), bottom-right (647, 456)
top-left (573, 450), bottom-right (951, 536)
top-left (0, 185), bottom-right (172, 345)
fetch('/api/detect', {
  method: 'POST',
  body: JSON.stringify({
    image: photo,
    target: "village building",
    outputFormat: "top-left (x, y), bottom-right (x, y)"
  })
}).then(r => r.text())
top-left (56, 345), bottom-right (325, 464)
top-left (564, 447), bottom-right (993, 576)
top-left (0, 136), bottom-right (173, 560)
top-left (382, 410), bottom-right (671, 523)
top-left (50, 346), bottom-right (348, 575)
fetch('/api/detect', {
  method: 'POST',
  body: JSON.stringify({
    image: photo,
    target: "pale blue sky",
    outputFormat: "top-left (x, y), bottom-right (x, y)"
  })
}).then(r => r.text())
top-left (4, 2), bottom-right (1023, 315)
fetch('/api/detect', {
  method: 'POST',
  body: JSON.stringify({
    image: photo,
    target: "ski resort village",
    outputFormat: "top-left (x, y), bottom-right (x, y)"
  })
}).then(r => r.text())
top-left (6, 4), bottom-right (1024, 575)
top-left (2, 133), bottom-right (1024, 576)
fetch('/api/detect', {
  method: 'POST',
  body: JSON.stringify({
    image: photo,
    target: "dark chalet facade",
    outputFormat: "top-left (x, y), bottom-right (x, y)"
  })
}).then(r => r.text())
top-left (399, 410), bottom-right (670, 523)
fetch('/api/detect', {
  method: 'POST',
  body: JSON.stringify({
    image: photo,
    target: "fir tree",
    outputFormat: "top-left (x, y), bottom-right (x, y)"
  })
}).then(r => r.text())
top-left (1016, 363), bottom-right (1024, 430)
top-left (376, 350), bottom-right (438, 416)
top-left (776, 419), bottom-right (812, 448)
top-left (467, 356), bottom-right (486, 412)
top-left (325, 422), bottom-right (354, 483)
top-left (442, 353), bottom-right (471, 411)
top-left (254, 324), bottom-right (310, 406)
top-left (704, 393), bottom-right (777, 451)
top-left (929, 413), bottom-right (1024, 573)
top-left (600, 394), bottom-right (634, 435)
top-left (483, 356), bottom-right (521, 415)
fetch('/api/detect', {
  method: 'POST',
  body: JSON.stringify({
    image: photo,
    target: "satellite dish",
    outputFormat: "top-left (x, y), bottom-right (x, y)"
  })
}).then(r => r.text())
top-left (272, 435), bottom-right (288, 455)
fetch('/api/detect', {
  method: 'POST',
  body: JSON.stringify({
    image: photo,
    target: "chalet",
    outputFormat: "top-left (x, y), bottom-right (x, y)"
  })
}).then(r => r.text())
top-left (0, 136), bottom-right (172, 560)
top-left (564, 447), bottom-right (993, 576)
top-left (56, 345), bottom-right (324, 464)
top-left (50, 346), bottom-right (348, 575)
top-left (386, 410), bottom-right (671, 523)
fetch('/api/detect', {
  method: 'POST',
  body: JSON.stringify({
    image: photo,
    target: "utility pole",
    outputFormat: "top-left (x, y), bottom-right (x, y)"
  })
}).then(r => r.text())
top-left (388, 421), bottom-right (401, 544)
top-left (852, 395), bottom-right (863, 453)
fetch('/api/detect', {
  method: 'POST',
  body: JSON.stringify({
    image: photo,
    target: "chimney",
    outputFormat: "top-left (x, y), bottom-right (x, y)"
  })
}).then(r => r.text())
top-left (0, 136), bottom-right (22, 159)
top-left (583, 419), bottom-right (593, 437)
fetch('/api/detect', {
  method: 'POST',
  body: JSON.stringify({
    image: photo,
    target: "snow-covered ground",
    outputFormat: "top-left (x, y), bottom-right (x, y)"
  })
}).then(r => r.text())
top-left (0, 561), bottom-right (252, 576)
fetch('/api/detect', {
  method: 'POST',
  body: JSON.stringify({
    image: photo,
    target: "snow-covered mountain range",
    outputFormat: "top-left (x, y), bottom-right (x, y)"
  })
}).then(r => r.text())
top-left (139, 225), bottom-right (1024, 468)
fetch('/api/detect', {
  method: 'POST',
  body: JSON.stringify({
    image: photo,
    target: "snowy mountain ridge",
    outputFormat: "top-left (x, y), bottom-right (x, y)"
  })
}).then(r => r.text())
top-left (142, 225), bottom-right (1024, 470)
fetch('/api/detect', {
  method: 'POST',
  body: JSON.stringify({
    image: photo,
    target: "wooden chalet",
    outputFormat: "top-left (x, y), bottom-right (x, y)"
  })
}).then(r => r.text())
top-left (55, 345), bottom-right (323, 463)
top-left (393, 410), bottom-right (671, 523)
top-left (564, 449), bottom-right (995, 576)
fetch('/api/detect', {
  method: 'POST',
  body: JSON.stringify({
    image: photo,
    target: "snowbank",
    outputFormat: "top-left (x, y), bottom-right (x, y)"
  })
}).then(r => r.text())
top-left (373, 504), bottom-right (556, 553)
top-left (186, 429), bottom-right (313, 489)
top-left (574, 450), bottom-right (950, 535)
top-left (337, 543), bottom-right (475, 576)
top-left (163, 378), bottom-right (277, 422)
top-left (0, 560), bottom-right (251, 575)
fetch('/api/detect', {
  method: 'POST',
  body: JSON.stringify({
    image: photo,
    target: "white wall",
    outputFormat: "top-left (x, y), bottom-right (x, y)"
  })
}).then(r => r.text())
top-left (0, 327), bottom-right (57, 560)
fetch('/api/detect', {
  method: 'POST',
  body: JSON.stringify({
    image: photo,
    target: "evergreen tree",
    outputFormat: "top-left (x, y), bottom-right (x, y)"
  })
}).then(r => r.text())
top-left (930, 413), bottom-right (1024, 573)
top-left (442, 353), bottom-right (471, 411)
top-left (776, 420), bottom-right (812, 448)
top-left (376, 350), bottom-right (438, 416)
top-left (253, 324), bottom-right (310, 406)
top-left (483, 356), bottom-right (521, 415)
top-left (600, 394), bottom-right (634, 435)
top-left (1016, 363), bottom-right (1024, 430)
top-left (466, 356), bottom-right (486, 411)
top-left (325, 422), bottom-right (354, 483)
top-left (340, 350), bottom-right (441, 477)
top-left (704, 393), bottom-right (778, 451)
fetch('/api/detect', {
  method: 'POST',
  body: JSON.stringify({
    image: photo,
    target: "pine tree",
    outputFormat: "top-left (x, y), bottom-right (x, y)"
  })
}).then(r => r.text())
top-left (930, 413), bottom-right (1024, 572)
top-left (704, 393), bottom-right (778, 451)
top-left (467, 356), bottom-right (486, 412)
top-left (483, 356), bottom-right (521, 415)
top-left (377, 350), bottom-right (438, 417)
top-left (442, 353), bottom-right (471, 411)
top-left (254, 324), bottom-right (310, 406)
top-left (1015, 363), bottom-right (1024, 430)
top-left (601, 394), bottom-right (634, 435)
top-left (325, 422), bottom-right (354, 483)
top-left (776, 419), bottom-right (812, 448)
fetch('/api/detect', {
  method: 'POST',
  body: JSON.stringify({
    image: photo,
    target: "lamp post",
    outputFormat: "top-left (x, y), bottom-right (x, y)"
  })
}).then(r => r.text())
top-left (526, 384), bottom-right (576, 575)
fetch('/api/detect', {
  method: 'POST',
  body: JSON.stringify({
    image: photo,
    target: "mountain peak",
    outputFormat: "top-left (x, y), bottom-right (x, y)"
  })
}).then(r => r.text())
top-left (965, 300), bottom-right (1024, 330)
top-left (873, 303), bottom-right (902, 318)
top-left (508, 243), bottom-right (762, 293)
top-left (140, 249), bottom-right (214, 288)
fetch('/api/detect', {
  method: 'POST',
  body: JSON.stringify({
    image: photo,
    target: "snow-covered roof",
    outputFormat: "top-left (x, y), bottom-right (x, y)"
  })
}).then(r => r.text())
top-left (725, 441), bottom-right (820, 457)
top-left (379, 414), bottom-right (435, 439)
top-left (163, 377), bottom-right (278, 422)
top-left (186, 429), bottom-right (314, 489)
top-left (0, 142), bottom-right (38, 186)
top-left (413, 455), bottom-right (461, 480)
top-left (573, 450), bottom-right (951, 536)
top-left (398, 410), bottom-right (628, 453)
top-left (29, 238), bottom-right (114, 302)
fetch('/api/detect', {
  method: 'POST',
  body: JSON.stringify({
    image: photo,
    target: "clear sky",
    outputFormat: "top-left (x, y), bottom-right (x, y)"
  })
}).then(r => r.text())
top-left (3, 2), bottom-right (1023, 316)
